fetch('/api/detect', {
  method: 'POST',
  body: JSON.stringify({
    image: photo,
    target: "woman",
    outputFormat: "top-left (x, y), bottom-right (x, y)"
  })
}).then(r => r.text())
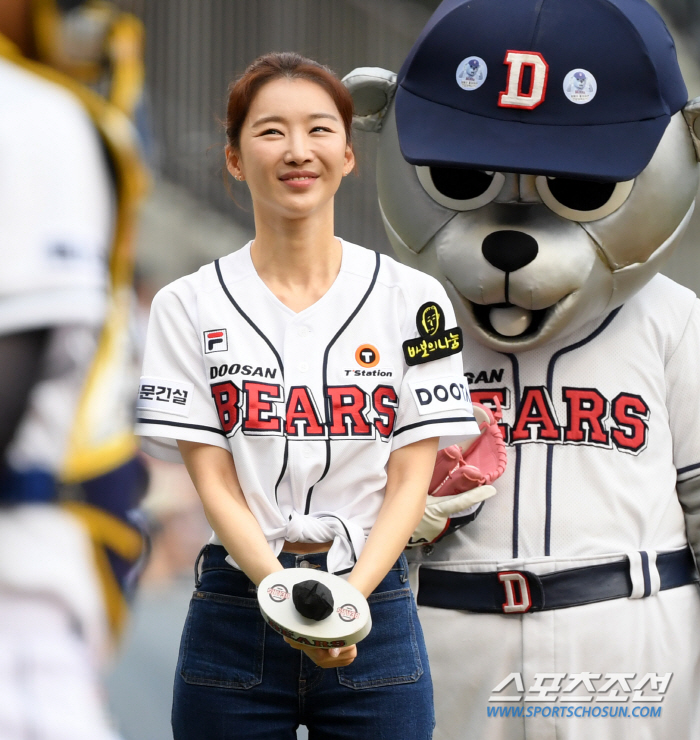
top-left (135, 52), bottom-right (478, 739)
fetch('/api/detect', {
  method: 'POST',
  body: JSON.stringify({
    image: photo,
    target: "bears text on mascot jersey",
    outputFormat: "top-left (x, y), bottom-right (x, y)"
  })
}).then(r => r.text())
top-left (345, 0), bottom-right (700, 738)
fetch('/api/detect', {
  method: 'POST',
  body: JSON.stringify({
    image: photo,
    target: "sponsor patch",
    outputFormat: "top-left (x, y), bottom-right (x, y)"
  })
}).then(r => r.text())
top-left (409, 375), bottom-right (473, 417)
top-left (355, 344), bottom-right (380, 368)
top-left (456, 56), bottom-right (487, 91)
top-left (402, 302), bottom-right (463, 365)
top-left (563, 68), bottom-right (597, 104)
top-left (344, 367), bottom-right (394, 378)
top-left (137, 376), bottom-right (194, 417)
top-left (204, 328), bottom-right (228, 353)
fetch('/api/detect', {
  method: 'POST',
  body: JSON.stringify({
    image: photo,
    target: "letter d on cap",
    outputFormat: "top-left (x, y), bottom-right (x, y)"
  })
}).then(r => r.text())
top-left (499, 51), bottom-right (549, 110)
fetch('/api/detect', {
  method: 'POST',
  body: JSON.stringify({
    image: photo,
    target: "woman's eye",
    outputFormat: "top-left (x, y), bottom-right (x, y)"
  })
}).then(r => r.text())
top-left (260, 128), bottom-right (282, 136)
top-left (415, 166), bottom-right (505, 211)
top-left (311, 126), bottom-right (332, 133)
top-left (535, 176), bottom-right (634, 222)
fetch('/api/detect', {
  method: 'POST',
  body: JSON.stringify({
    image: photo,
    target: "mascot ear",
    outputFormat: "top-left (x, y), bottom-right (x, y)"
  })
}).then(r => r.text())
top-left (342, 67), bottom-right (397, 133)
top-left (682, 97), bottom-right (700, 162)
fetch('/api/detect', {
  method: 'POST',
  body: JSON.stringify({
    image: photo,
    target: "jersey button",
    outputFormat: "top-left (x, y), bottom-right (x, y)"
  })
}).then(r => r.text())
top-left (298, 362), bottom-right (309, 372)
top-left (297, 326), bottom-right (310, 337)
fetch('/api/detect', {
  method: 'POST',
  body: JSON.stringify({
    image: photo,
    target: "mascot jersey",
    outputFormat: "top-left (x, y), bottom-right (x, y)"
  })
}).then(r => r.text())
top-left (136, 240), bottom-right (479, 574)
top-left (417, 274), bottom-right (699, 565)
top-left (409, 275), bottom-right (700, 740)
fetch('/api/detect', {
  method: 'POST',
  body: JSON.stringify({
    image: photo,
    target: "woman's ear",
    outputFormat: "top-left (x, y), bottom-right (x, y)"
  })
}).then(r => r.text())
top-left (343, 144), bottom-right (356, 176)
top-left (225, 145), bottom-right (245, 181)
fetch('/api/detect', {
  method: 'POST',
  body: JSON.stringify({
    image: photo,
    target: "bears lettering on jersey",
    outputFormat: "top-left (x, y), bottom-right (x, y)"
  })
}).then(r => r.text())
top-left (210, 381), bottom-right (399, 441)
top-left (471, 384), bottom-right (650, 454)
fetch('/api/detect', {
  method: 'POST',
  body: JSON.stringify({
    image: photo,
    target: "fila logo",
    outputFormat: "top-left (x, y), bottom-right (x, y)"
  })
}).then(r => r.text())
top-left (499, 50), bottom-right (549, 110)
top-left (498, 571), bottom-right (532, 613)
top-left (204, 329), bottom-right (228, 353)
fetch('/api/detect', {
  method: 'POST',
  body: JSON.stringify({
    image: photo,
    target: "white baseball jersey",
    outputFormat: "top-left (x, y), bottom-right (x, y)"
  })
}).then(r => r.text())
top-left (0, 56), bottom-right (113, 336)
top-left (410, 273), bottom-right (700, 739)
top-left (136, 240), bottom-right (479, 574)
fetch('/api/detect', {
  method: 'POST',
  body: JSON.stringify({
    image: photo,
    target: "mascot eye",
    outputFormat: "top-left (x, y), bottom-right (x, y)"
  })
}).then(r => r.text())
top-left (535, 176), bottom-right (634, 222)
top-left (416, 166), bottom-right (505, 211)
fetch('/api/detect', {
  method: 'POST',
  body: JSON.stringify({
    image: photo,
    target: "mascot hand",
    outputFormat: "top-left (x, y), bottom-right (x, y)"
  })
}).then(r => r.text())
top-left (407, 485), bottom-right (496, 547)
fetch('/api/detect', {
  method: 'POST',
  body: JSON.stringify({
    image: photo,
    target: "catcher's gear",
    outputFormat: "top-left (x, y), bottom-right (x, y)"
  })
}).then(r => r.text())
top-left (408, 400), bottom-right (506, 547)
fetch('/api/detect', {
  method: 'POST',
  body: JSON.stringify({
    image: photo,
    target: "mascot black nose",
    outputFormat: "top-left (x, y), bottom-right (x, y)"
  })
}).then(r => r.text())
top-left (482, 231), bottom-right (539, 273)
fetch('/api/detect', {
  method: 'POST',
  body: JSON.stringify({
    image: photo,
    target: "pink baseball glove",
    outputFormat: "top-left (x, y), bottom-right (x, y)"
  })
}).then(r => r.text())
top-left (429, 398), bottom-right (507, 497)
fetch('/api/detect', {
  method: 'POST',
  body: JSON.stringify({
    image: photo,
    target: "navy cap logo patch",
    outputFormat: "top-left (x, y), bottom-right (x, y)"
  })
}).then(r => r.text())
top-left (499, 50), bottom-right (549, 110)
top-left (563, 68), bottom-right (597, 105)
top-left (456, 56), bottom-right (487, 91)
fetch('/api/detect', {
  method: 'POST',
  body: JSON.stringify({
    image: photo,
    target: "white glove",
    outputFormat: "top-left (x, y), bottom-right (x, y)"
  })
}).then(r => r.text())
top-left (406, 485), bottom-right (497, 547)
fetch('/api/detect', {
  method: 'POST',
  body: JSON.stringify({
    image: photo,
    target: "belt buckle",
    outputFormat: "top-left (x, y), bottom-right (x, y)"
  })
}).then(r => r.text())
top-left (498, 570), bottom-right (533, 613)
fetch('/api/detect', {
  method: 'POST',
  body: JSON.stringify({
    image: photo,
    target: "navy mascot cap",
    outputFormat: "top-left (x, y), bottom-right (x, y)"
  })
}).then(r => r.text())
top-left (395, 0), bottom-right (688, 182)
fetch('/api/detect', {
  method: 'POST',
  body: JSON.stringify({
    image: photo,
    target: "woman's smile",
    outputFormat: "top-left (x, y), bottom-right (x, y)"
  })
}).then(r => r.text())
top-left (279, 169), bottom-right (320, 187)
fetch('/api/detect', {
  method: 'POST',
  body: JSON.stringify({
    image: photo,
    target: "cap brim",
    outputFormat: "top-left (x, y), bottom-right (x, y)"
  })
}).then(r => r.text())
top-left (395, 86), bottom-right (671, 182)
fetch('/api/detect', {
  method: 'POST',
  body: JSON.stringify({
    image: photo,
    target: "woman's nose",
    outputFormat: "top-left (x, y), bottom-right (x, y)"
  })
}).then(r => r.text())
top-left (285, 132), bottom-right (312, 164)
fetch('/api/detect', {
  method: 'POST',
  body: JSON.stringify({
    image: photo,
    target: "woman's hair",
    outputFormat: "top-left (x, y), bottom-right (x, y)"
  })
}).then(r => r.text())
top-left (225, 52), bottom-right (354, 152)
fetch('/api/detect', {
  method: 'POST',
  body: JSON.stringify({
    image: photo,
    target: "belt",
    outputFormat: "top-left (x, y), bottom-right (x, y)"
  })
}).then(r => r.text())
top-left (417, 547), bottom-right (699, 614)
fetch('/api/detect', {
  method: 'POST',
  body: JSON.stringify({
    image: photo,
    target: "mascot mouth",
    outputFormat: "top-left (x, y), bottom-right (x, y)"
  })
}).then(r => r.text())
top-left (471, 302), bottom-right (548, 338)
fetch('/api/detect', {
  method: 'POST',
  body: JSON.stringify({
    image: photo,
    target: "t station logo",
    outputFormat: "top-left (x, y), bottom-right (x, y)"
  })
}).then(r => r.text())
top-left (355, 344), bottom-right (380, 368)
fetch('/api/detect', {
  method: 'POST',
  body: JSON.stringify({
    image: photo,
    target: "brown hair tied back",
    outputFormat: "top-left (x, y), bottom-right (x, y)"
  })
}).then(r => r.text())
top-left (225, 52), bottom-right (354, 154)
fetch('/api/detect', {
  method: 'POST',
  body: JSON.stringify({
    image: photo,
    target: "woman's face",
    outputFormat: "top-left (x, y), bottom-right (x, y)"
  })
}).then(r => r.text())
top-left (227, 77), bottom-right (354, 222)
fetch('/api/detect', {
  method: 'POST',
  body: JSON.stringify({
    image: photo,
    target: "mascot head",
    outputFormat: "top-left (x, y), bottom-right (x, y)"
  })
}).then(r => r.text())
top-left (345, 0), bottom-right (700, 352)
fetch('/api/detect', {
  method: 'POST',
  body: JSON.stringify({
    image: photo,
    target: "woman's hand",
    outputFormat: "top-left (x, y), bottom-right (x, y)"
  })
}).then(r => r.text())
top-left (283, 637), bottom-right (357, 667)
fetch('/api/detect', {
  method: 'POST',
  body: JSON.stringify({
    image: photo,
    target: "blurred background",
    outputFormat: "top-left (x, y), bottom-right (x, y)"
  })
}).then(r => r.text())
top-left (1, 1), bottom-right (699, 739)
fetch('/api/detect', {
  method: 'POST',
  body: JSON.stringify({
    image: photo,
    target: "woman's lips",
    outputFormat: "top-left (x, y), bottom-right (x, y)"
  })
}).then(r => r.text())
top-left (279, 171), bottom-right (319, 188)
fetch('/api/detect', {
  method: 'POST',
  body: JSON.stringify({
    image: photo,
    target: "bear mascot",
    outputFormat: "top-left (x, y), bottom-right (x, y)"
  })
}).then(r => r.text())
top-left (344, 0), bottom-right (700, 737)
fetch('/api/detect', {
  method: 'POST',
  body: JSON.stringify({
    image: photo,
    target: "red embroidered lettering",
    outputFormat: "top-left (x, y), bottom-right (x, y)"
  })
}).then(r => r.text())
top-left (285, 387), bottom-right (325, 437)
top-left (242, 381), bottom-right (282, 434)
top-left (563, 388), bottom-right (609, 445)
top-left (512, 387), bottom-right (560, 441)
top-left (611, 393), bottom-right (650, 454)
top-left (210, 381), bottom-right (240, 434)
top-left (372, 386), bottom-right (398, 439)
top-left (327, 385), bottom-right (372, 437)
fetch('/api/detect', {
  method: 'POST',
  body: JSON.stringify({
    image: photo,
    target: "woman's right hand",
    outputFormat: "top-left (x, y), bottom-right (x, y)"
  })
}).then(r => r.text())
top-left (283, 637), bottom-right (357, 668)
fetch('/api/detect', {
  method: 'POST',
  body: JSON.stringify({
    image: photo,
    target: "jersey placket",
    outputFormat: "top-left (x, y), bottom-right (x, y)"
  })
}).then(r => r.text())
top-left (282, 318), bottom-right (326, 518)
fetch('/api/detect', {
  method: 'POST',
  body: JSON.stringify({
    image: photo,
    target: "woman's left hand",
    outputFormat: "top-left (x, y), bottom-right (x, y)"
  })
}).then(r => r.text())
top-left (283, 637), bottom-right (357, 667)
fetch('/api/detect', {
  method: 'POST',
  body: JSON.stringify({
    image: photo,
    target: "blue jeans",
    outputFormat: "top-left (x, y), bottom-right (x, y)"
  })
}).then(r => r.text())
top-left (172, 545), bottom-right (434, 739)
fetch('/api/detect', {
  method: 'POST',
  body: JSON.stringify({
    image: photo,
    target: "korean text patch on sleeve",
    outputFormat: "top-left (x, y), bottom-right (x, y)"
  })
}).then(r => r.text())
top-left (137, 376), bottom-right (194, 417)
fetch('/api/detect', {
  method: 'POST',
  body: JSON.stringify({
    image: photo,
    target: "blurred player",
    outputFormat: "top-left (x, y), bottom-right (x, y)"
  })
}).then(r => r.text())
top-left (0, 1), bottom-right (148, 737)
